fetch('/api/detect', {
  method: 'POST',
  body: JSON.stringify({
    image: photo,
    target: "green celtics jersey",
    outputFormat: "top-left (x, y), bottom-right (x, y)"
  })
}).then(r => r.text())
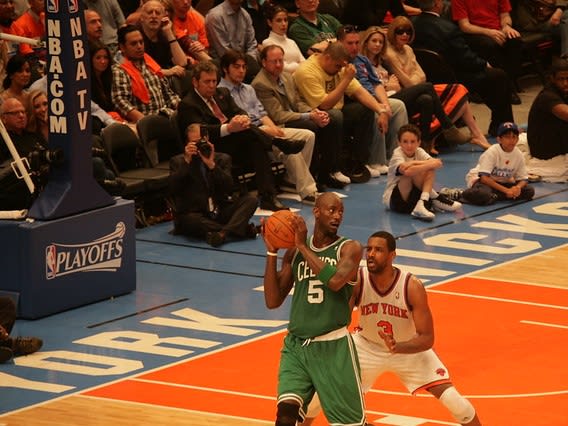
top-left (289, 235), bottom-right (355, 339)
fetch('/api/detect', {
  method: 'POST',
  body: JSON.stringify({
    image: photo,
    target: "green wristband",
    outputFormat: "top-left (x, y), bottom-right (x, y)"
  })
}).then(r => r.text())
top-left (317, 264), bottom-right (336, 285)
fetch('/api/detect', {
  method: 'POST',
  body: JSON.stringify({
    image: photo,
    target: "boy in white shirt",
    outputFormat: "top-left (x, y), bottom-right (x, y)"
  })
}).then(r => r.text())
top-left (383, 124), bottom-right (461, 221)
top-left (445, 122), bottom-right (535, 205)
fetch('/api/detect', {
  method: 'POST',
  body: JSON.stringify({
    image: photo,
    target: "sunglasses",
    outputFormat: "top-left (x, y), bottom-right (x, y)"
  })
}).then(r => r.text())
top-left (342, 24), bottom-right (359, 33)
top-left (394, 27), bottom-right (413, 36)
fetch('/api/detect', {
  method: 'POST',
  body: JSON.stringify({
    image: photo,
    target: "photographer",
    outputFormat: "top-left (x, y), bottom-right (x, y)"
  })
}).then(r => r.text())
top-left (169, 123), bottom-right (259, 247)
top-left (0, 97), bottom-right (46, 210)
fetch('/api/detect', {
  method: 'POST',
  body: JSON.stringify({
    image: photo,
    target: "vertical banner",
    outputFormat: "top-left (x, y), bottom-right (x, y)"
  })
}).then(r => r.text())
top-left (29, 0), bottom-right (114, 220)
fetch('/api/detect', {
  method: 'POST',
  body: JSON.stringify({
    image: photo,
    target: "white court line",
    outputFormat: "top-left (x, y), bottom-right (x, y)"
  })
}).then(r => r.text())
top-left (79, 395), bottom-right (274, 424)
top-left (365, 409), bottom-right (458, 426)
top-left (521, 320), bottom-right (568, 330)
top-left (427, 289), bottom-right (568, 310)
top-left (368, 387), bottom-right (568, 399)
top-left (132, 378), bottom-right (276, 401)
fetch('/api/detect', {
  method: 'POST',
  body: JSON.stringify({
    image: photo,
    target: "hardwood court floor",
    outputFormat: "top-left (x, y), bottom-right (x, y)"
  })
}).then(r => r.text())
top-left (3, 246), bottom-right (567, 425)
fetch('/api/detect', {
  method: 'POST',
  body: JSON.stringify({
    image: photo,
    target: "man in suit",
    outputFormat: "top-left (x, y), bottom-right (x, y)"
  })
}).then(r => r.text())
top-left (177, 60), bottom-right (292, 211)
top-left (218, 49), bottom-right (318, 204)
top-left (169, 123), bottom-right (259, 247)
top-left (252, 44), bottom-right (346, 189)
top-left (413, 0), bottom-right (515, 136)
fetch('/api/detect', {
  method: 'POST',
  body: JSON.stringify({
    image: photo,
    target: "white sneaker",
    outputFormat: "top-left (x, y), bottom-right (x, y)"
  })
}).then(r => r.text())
top-left (331, 171), bottom-right (351, 184)
top-left (365, 165), bottom-right (381, 178)
top-left (411, 199), bottom-right (435, 221)
top-left (376, 164), bottom-right (389, 175)
top-left (432, 193), bottom-right (462, 212)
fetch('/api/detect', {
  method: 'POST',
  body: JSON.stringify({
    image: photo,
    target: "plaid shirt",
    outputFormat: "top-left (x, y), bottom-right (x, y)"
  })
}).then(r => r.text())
top-left (111, 60), bottom-right (180, 118)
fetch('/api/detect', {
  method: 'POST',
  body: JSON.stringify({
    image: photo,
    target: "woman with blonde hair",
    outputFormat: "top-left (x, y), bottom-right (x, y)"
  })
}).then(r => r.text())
top-left (381, 17), bottom-right (490, 152)
top-left (25, 90), bottom-right (48, 144)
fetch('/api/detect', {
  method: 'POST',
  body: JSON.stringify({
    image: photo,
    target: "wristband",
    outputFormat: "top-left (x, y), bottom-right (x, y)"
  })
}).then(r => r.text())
top-left (168, 39), bottom-right (178, 44)
top-left (317, 264), bottom-right (336, 285)
top-left (266, 251), bottom-right (278, 257)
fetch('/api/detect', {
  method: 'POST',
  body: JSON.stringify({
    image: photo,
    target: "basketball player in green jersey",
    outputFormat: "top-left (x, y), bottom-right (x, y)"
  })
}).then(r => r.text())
top-left (262, 192), bottom-right (367, 426)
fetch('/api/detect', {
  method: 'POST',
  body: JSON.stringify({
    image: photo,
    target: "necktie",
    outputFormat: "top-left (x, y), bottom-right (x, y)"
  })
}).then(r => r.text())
top-left (208, 98), bottom-right (228, 124)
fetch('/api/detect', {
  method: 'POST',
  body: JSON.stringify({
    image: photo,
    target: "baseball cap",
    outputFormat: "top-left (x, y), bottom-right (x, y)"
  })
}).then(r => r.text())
top-left (497, 122), bottom-right (519, 137)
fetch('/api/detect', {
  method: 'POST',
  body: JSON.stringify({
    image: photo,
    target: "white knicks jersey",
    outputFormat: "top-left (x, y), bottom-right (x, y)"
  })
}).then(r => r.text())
top-left (357, 266), bottom-right (416, 349)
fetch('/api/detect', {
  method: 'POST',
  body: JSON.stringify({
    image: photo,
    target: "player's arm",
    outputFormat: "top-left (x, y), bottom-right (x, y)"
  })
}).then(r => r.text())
top-left (380, 276), bottom-right (434, 353)
top-left (297, 238), bottom-right (363, 292)
top-left (262, 219), bottom-right (295, 309)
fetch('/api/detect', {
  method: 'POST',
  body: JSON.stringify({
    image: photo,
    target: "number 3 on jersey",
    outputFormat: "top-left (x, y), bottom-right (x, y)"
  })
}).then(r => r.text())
top-left (377, 320), bottom-right (393, 336)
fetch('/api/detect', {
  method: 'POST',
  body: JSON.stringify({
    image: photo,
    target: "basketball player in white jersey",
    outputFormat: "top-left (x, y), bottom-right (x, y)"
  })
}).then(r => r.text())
top-left (303, 231), bottom-right (481, 425)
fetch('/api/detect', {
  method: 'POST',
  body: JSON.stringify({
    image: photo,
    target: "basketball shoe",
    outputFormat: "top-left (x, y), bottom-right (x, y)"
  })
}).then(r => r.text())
top-left (432, 193), bottom-right (462, 212)
top-left (411, 199), bottom-right (435, 221)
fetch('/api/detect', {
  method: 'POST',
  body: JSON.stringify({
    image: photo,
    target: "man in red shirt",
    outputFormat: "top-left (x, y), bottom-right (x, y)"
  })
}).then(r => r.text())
top-left (451, 0), bottom-right (523, 104)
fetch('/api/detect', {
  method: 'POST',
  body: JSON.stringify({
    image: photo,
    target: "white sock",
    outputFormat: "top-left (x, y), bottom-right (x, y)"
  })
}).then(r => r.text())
top-left (430, 190), bottom-right (438, 199)
top-left (421, 192), bottom-right (430, 201)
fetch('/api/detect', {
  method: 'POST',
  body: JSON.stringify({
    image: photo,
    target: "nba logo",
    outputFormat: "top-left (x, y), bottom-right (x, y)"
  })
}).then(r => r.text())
top-left (68, 0), bottom-right (79, 13)
top-left (47, 0), bottom-right (58, 12)
top-left (46, 245), bottom-right (58, 279)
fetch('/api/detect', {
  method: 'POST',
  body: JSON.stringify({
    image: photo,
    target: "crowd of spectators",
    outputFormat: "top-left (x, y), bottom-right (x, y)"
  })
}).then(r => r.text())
top-left (0, 0), bottom-right (567, 241)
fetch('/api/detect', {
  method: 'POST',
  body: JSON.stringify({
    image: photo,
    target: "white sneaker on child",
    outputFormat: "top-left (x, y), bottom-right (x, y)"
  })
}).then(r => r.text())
top-left (411, 199), bottom-right (435, 221)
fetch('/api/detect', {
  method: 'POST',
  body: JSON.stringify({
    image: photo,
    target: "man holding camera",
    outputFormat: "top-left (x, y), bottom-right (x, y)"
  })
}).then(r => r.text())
top-left (0, 97), bottom-right (45, 210)
top-left (169, 123), bottom-right (259, 247)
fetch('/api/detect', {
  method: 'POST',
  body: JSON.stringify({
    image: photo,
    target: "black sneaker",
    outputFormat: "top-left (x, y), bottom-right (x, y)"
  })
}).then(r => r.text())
top-left (439, 187), bottom-right (464, 202)
top-left (206, 231), bottom-right (225, 248)
top-left (12, 336), bottom-right (43, 356)
top-left (432, 193), bottom-right (462, 212)
top-left (0, 346), bottom-right (13, 363)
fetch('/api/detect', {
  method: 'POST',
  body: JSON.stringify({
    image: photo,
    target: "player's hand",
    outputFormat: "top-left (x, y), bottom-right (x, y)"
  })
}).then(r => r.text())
top-left (378, 330), bottom-right (396, 353)
top-left (291, 214), bottom-right (308, 248)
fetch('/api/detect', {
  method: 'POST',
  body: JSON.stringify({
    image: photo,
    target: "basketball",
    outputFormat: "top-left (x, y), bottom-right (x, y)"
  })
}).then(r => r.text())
top-left (264, 210), bottom-right (297, 249)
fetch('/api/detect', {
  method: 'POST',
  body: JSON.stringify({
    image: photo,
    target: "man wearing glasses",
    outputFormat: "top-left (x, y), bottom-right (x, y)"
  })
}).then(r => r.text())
top-left (0, 98), bottom-right (45, 209)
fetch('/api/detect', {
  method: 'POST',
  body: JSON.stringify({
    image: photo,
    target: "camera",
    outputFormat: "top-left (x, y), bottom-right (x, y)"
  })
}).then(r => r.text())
top-left (196, 138), bottom-right (211, 157)
top-left (197, 125), bottom-right (211, 157)
top-left (27, 147), bottom-right (64, 188)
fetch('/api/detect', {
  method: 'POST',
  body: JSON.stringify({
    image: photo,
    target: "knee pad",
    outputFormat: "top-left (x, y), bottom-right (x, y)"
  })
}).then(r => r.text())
top-left (276, 401), bottom-right (300, 426)
top-left (439, 386), bottom-right (476, 424)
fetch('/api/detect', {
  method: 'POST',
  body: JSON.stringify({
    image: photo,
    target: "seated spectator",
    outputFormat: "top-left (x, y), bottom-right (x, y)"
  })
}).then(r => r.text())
top-left (1, 54), bottom-right (31, 108)
top-left (25, 89), bottom-right (47, 142)
top-left (383, 17), bottom-right (488, 153)
top-left (446, 122), bottom-right (535, 205)
top-left (0, 0), bottom-right (17, 60)
top-left (451, 0), bottom-right (522, 104)
top-left (218, 49), bottom-right (318, 204)
top-left (288, 0), bottom-right (341, 57)
top-left (513, 0), bottom-right (568, 59)
top-left (138, 0), bottom-right (188, 77)
top-left (243, 0), bottom-right (270, 44)
top-left (169, 0), bottom-right (212, 62)
top-left (0, 97), bottom-right (46, 209)
top-left (85, 9), bottom-right (104, 44)
top-left (294, 42), bottom-right (390, 184)
top-left (205, 0), bottom-right (260, 82)
top-left (527, 58), bottom-right (568, 160)
top-left (111, 25), bottom-right (180, 123)
top-left (90, 42), bottom-right (119, 121)
top-left (261, 5), bottom-right (305, 73)
top-left (10, 0), bottom-right (46, 80)
top-left (169, 123), bottom-right (259, 247)
top-left (0, 296), bottom-right (42, 363)
top-left (252, 44), bottom-right (345, 189)
top-left (342, 0), bottom-right (406, 29)
top-left (360, 25), bottom-right (489, 153)
top-left (413, 0), bottom-right (515, 137)
top-left (383, 123), bottom-right (461, 222)
top-left (338, 25), bottom-right (408, 176)
top-left (177, 60), bottom-right (291, 211)
top-left (83, 0), bottom-right (125, 56)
